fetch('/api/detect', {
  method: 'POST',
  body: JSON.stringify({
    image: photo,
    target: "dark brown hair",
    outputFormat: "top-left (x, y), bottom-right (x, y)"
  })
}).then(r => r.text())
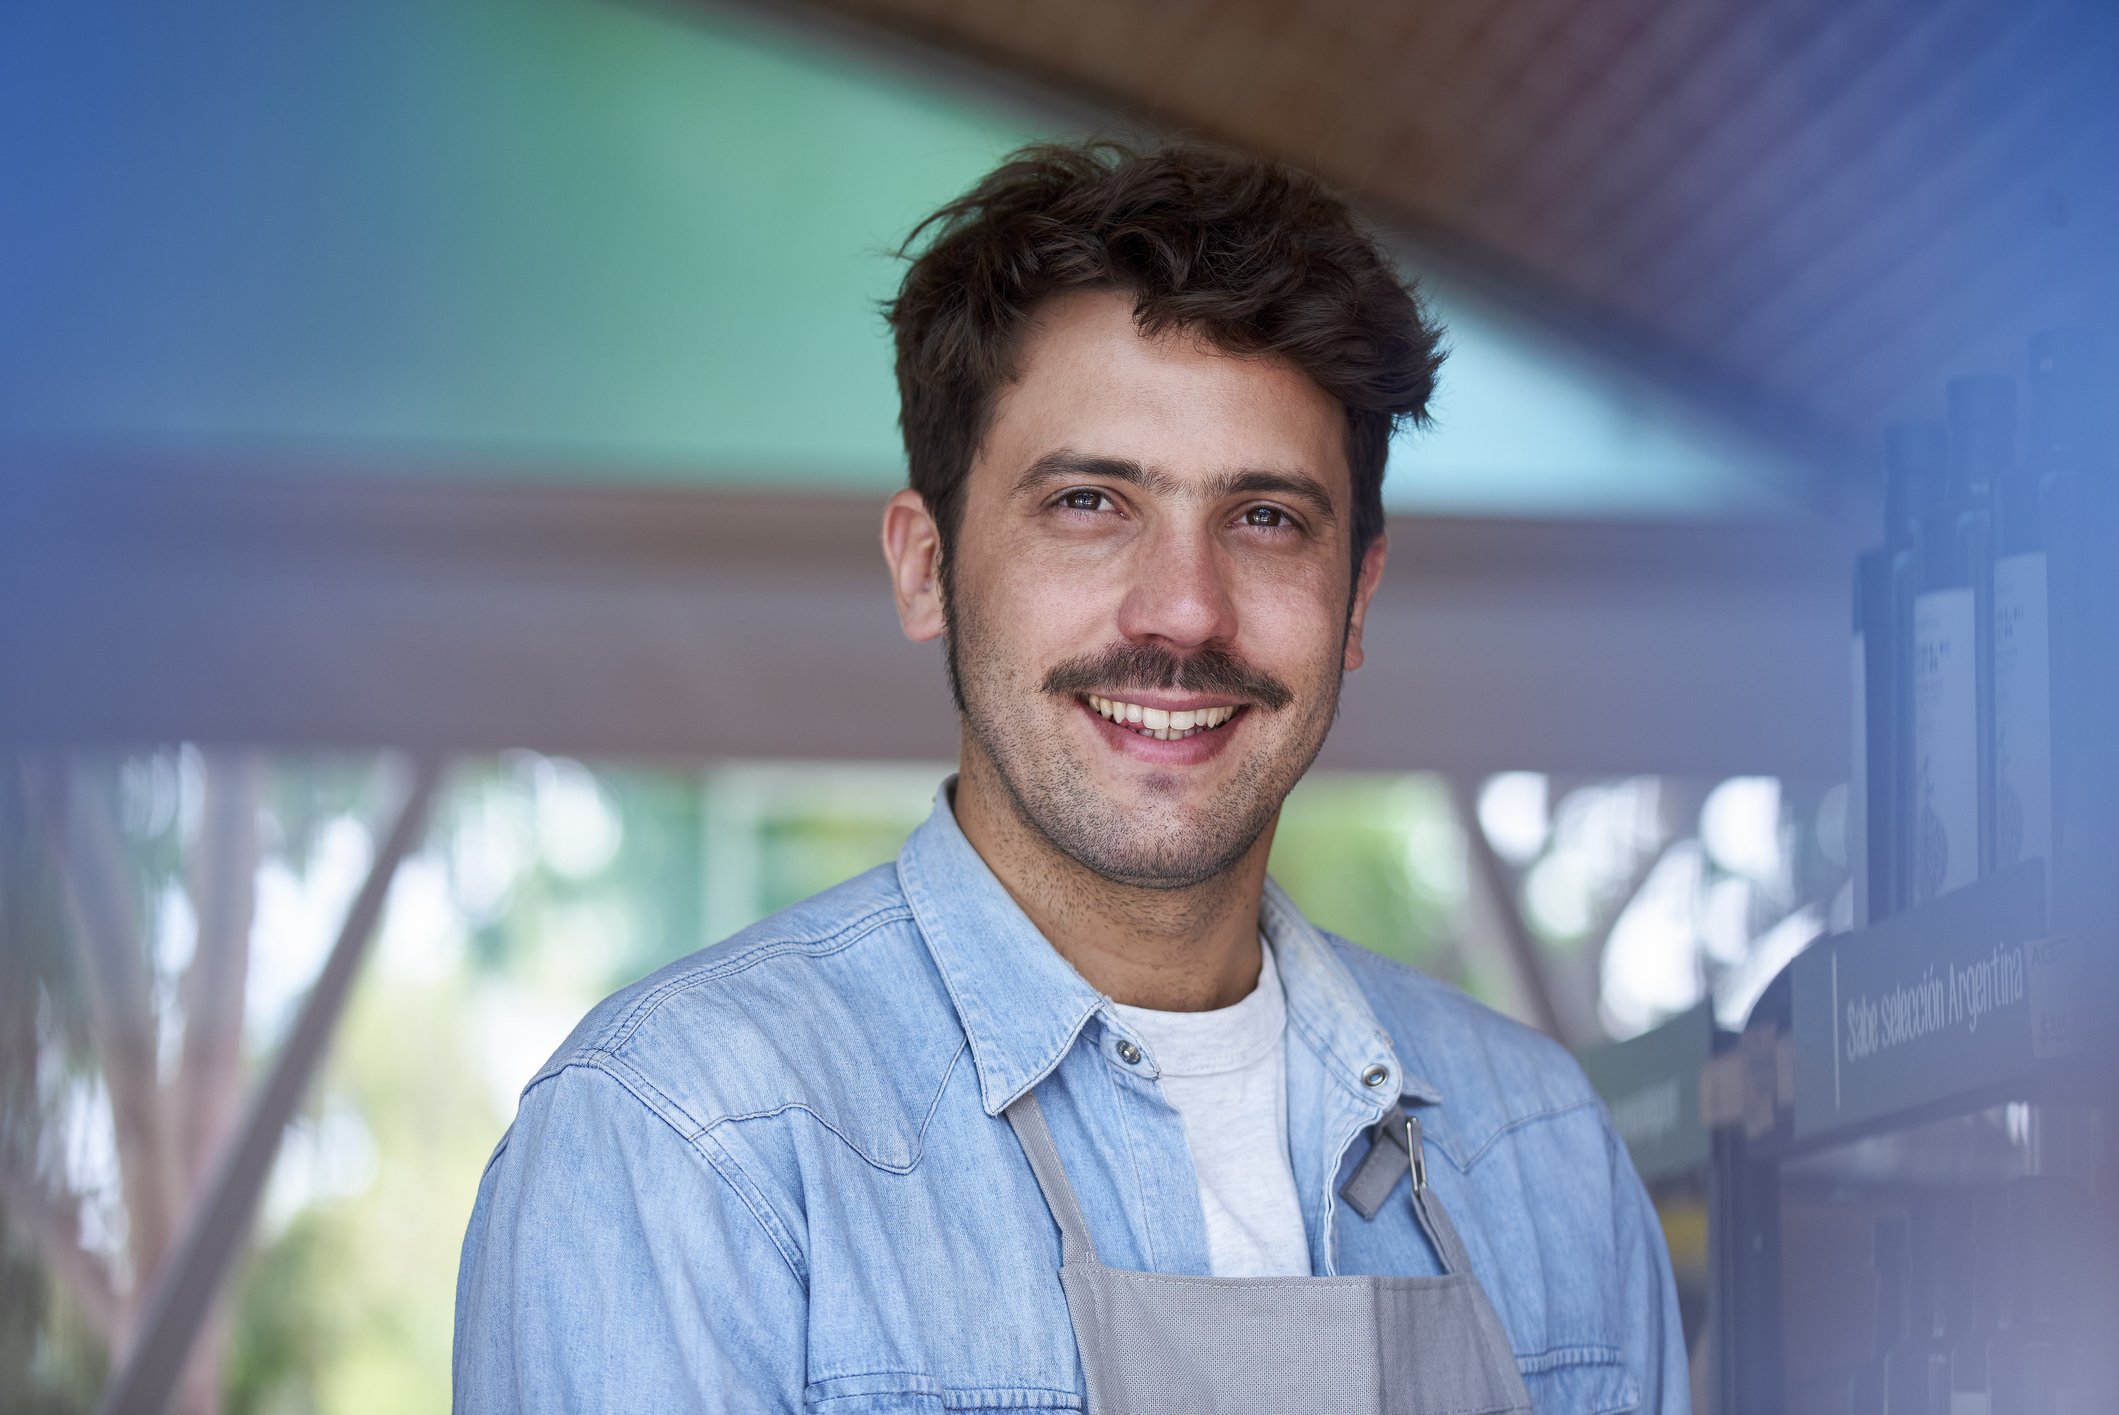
top-left (885, 138), bottom-right (1446, 581)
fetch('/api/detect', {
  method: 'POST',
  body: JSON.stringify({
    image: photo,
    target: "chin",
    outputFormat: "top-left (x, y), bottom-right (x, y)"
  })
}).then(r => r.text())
top-left (1042, 799), bottom-right (1265, 890)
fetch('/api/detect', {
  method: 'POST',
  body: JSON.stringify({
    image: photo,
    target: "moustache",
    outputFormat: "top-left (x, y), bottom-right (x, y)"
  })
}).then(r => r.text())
top-left (1042, 643), bottom-right (1294, 712)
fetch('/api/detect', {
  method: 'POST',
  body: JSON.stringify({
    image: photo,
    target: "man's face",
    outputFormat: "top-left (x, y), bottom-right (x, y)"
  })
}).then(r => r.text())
top-left (913, 288), bottom-right (1385, 888)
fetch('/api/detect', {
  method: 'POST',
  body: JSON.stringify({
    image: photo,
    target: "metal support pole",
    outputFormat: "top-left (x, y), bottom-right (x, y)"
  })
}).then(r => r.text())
top-left (95, 754), bottom-right (446, 1415)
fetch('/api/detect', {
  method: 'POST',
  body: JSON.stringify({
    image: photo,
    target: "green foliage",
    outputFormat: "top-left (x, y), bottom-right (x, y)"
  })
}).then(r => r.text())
top-left (0, 1233), bottom-right (105, 1415)
top-left (1, 759), bottom-right (107, 1415)
top-left (1268, 772), bottom-right (1464, 986)
top-left (225, 961), bottom-right (502, 1415)
top-left (755, 796), bottom-right (933, 921)
top-left (0, 754), bottom-right (1503, 1413)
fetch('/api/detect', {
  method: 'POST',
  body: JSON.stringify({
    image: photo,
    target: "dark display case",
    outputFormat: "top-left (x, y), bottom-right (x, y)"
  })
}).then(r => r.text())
top-left (1586, 343), bottom-right (2119, 1409)
top-left (1710, 861), bottom-right (2116, 1415)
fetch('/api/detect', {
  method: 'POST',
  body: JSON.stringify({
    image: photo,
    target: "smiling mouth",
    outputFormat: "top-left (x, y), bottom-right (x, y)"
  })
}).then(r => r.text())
top-left (1084, 694), bottom-right (1245, 742)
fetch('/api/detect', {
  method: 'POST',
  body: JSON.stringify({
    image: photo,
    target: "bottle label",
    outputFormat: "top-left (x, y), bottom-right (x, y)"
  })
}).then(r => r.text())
top-left (1852, 630), bottom-right (1870, 926)
top-left (1912, 588), bottom-right (1980, 901)
top-left (1950, 1396), bottom-right (1989, 1415)
top-left (1991, 551), bottom-right (2051, 869)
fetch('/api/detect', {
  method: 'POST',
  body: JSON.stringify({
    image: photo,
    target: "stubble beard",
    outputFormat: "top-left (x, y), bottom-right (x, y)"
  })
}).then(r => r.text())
top-left (943, 577), bottom-right (1344, 891)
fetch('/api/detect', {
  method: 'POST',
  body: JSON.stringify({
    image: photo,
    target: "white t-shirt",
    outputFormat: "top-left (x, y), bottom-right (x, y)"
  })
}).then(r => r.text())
top-left (1109, 938), bottom-right (1311, 1278)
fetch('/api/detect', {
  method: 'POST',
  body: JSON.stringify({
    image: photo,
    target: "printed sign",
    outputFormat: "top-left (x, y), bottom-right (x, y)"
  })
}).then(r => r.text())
top-left (1792, 864), bottom-right (2050, 1139)
top-left (1578, 1001), bottom-right (1718, 1183)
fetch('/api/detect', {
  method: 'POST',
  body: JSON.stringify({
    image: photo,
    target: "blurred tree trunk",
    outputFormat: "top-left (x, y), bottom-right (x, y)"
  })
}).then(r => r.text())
top-left (4, 751), bottom-right (266, 1413)
top-left (167, 751), bottom-right (264, 1415)
top-left (27, 759), bottom-right (179, 1295)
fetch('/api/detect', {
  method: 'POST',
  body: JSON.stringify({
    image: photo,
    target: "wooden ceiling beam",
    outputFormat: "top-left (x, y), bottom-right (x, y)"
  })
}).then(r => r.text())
top-left (1, 457), bottom-right (1855, 781)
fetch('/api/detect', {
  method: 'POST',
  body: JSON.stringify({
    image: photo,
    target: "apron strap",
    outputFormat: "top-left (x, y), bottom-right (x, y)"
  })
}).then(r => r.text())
top-left (1340, 1105), bottom-right (1483, 1280)
top-left (1002, 1089), bottom-right (1100, 1266)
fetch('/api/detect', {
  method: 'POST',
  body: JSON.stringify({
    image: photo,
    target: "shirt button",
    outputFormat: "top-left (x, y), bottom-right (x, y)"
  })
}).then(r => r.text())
top-left (1361, 1064), bottom-right (1391, 1089)
top-left (1116, 1040), bottom-right (1143, 1065)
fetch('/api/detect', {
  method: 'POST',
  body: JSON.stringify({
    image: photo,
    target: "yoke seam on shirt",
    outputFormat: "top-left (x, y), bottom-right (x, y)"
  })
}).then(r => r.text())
top-left (708, 1037), bottom-right (970, 1175)
top-left (1448, 1097), bottom-right (1602, 1172)
top-left (566, 1055), bottom-right (811, 1288)
top-left (596, 902), bottom-right (914, 1054)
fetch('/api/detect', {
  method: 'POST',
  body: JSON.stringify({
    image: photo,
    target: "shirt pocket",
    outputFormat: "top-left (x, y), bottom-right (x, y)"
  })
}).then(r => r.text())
top-left (802, 1374), bottom-right (1081, 1412)
top-left (1515, 1346), bottom-right (1640, 1414)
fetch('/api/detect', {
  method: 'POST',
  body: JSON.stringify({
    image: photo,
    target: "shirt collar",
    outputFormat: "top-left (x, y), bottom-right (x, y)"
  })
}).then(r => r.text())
top-left (1259, 874), bottom-right (1443, 1108)
top-left (896, 777), bottom-right (1443, 1115)
top-left (896, 779), bottom-right (1108, 1116)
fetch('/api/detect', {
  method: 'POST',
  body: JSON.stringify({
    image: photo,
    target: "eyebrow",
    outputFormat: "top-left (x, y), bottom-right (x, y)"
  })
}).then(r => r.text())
top-left (1011, 450), bottom-right (1340, 527)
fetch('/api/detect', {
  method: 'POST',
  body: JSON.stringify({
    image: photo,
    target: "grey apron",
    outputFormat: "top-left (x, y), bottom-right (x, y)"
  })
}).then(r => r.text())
top-left (1005, 1090), bottom-right (1536, 1415)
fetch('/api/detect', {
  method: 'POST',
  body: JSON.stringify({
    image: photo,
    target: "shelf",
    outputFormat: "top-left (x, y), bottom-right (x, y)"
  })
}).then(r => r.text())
top-left (1787, 863), bottom-right (2085, 1142)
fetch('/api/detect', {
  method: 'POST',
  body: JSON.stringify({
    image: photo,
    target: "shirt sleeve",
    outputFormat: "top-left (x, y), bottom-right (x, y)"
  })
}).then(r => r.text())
top-left (1606, 1115), bottom-right (1694, 1415)
top-left (453, 1061), bottom-right (808, 1413)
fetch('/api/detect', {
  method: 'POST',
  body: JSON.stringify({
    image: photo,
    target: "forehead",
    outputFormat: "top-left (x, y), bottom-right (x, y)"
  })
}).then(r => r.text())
top-left (978, 288), bottom-right (1349, 493)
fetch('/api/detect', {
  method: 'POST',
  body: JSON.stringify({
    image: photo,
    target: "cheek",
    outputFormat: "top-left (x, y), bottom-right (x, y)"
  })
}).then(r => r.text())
top-left (958, 541), bottom-right (1120, 664)
top-left (1231, 566), bottom-right (1349, 671)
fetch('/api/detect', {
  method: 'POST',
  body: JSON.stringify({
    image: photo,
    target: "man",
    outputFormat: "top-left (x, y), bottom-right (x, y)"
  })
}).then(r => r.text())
top-left (455, 140), bottom-right (1687, 1412)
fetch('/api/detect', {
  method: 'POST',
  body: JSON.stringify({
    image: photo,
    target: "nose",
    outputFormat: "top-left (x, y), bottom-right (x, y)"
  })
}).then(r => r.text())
top-left (1114, 522), bottom-right (1238, 651)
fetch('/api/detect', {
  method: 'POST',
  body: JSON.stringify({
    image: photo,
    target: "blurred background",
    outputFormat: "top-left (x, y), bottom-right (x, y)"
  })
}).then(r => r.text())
top-left (2, 1), bottom-right (2114, 1411)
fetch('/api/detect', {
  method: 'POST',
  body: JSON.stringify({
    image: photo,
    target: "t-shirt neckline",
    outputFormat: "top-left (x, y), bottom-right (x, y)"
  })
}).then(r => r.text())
top-left (1107, 936), bottom-right (1287, 1077)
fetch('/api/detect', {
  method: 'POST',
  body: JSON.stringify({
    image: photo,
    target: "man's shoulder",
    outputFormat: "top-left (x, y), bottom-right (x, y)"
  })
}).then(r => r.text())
top-left (521, 862), bottom-right (965, 1150)
top-left (1321, 933), bottom-right (1605, 1166)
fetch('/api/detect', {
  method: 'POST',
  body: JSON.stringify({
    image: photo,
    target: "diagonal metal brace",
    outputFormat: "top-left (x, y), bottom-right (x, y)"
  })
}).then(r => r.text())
top-left (96, 753), bottom-right (447, 1415)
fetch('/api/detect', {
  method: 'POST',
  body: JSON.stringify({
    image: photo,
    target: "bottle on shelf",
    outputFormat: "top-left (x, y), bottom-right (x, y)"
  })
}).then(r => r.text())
top-left (1949, 1193), bottom-right (2008, 1415)
top-left (1853, 421), bottom-right (1947, 925)
top-left (1912, 376), bottom-right (2011, 903)
top-left (1884, 1202), bottom-right (1958, 1414)
top-left (2010, 329), bottom-right (2107, 913)
top-left (1988, 1177), bottom-right (2089, 1415)
top-left (1991, 331), bottom-right (2092, 882)
top-left (1853, 1214), bottom-right (1913, 1415)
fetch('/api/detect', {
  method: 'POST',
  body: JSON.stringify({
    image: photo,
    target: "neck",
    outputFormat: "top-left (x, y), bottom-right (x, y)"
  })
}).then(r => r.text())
top-left (951, 751), bottom-right (1272, 1012)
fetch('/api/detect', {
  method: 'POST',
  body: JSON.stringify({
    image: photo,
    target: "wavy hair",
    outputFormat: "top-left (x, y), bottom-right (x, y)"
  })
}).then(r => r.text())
top-left (885, 139), bottom-right (1446, 580)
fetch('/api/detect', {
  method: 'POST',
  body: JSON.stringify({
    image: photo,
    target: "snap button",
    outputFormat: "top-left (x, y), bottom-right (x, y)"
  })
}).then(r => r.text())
top-left (1361, 1063), bottom-right (1390, 1089)
top-left (1116, 1040), bottom-right (1143, 1065)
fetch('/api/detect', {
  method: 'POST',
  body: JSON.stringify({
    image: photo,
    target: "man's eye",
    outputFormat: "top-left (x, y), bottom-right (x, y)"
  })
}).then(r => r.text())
top-left (1243, 505), bottom-right (1293, 529)
top-left (1058, 489), bottom-right (1110, 512)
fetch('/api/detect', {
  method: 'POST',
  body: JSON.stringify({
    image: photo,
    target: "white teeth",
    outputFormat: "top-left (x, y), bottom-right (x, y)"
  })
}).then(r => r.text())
top-left (1085, 696), bottom-right (1242, 738)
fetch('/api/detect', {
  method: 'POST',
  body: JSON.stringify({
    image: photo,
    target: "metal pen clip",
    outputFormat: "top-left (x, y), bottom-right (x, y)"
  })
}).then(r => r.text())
top-left (1404, 1113), bottom-right (1427, 1193)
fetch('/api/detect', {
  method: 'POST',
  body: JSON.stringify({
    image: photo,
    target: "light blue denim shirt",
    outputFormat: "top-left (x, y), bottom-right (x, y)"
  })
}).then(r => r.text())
top-left (455, 786), bottom-right (1688, 1412)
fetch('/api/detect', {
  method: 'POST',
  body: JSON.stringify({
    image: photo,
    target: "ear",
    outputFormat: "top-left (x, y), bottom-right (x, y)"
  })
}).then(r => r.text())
top-left (1342, 533), bottom-right (1388, 672)
top-left (881, 488), bottom-right (947, 643)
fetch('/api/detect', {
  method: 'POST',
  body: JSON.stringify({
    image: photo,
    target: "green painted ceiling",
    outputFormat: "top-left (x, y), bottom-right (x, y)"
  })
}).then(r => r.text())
top-left (0, 0), bottom-right (1811, 518)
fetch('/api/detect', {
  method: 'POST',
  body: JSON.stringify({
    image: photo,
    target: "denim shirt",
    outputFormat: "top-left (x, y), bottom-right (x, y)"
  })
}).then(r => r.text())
top-left (454, 786), bottom-right (1688, 1413)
